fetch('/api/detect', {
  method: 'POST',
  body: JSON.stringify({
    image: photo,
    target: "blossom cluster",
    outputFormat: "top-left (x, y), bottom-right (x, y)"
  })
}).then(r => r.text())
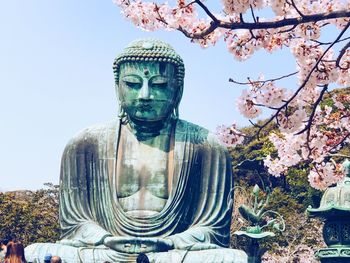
top-left (236, 80), bottom-right (287, 119)
top-left (216, 123), bottom-right (245, 147)
top-left (263, 100), bottom-right (350, 190)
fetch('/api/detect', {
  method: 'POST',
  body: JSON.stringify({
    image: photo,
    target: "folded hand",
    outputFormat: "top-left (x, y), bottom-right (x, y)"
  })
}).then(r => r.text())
top-left (103, 236), bottom-right (174, 253)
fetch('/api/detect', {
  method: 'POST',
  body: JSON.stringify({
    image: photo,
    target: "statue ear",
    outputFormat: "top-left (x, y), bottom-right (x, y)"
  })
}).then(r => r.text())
top-left (173, 84), bottom-right (183, 119)
top-left (118, 105), bottom-right (129, 124)
top-left (117, 96), bottom-right (128, 123)
top-left (173, 107), bottom-right (179, 119)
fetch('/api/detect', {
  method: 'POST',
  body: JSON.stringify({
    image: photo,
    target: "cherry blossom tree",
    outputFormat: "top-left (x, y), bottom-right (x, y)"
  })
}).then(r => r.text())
top-left (113, 0), bottom-right (350, 190)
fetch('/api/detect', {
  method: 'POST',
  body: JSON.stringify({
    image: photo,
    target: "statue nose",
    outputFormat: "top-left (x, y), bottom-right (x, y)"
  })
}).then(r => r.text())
top-left (138, 82), bottom-right (151, 100)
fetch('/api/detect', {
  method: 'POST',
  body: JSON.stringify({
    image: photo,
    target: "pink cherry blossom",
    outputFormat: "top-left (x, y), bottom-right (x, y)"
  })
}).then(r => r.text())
top-left (236, 89), bottom-right (262, 118)
top-left (216, 123), bottom-right (245, 147)
top-left (308, 162), bottom-right (345, 190)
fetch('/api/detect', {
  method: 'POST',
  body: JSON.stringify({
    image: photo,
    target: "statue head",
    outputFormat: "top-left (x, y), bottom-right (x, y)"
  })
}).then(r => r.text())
top-left (113, 39), bottom-right (185, 125)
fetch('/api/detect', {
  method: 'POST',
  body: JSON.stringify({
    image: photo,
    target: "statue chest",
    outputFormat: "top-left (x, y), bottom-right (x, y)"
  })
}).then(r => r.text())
top-left (115, 126), bottom-right (172, 216)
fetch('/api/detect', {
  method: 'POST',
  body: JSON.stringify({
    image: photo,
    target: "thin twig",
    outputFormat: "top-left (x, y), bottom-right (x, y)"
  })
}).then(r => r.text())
top-left (278, 24), bottom-right (298, 33)
top-left (250, 5), bottom-right (257, 23)
top-left (185, 0), bottom-right (196, 8)
top-left (240, 13), bottom-right (244, 23)
top-left (194, 0), bottom-right (218, 23)
top-left (254, 103), bottom-right (281, 110)
top-left (290, 0), bottom-right (305, 18)
top-left (310, 36), bottom-right (350, 45)
top-left (229, 71), bottom-right (298, 85)
top-left (329, 132), bottom-right (350, 153)
top-left (298, 85), bottom-right (328, 155)
top-left (298, 84), bottom-right (329, 136)
top-left (336, 40), bottom-right (350, 69)
top-left (154, 4), bottom-right (169, 26)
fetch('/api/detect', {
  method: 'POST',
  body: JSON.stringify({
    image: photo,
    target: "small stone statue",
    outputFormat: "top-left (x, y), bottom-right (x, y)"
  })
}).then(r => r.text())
top-left (25, 39), bottom-right (247, 263)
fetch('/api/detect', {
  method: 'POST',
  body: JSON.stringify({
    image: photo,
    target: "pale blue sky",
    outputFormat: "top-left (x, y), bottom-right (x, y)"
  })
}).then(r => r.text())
top-left (0, 0), bottom-right (297, 191)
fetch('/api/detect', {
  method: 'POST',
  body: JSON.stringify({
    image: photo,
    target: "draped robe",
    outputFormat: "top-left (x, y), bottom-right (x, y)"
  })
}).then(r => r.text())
top-left (25, 119), bottom-right (247, 263)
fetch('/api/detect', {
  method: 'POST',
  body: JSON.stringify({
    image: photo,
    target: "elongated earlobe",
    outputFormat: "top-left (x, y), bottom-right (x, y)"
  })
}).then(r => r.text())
top-left (173, 107), bottom-right (179, 120)
top-left (118, 103), bottom-right (129, 124)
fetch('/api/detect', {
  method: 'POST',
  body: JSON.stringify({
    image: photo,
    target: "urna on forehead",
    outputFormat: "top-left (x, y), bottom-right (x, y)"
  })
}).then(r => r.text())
top-left (113, 39), bottom-right (185, 86)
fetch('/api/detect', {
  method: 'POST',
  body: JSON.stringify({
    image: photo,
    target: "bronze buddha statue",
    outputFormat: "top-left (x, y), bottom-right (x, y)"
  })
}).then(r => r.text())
top-left (25, 39), bottom-right (247, 263)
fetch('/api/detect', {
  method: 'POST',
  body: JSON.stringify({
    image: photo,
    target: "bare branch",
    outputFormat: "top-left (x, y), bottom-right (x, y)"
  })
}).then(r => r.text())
top-left (336, 40), bottom-right (350, 70)
top-left (249, 5), bottom-right (257, 23)
top-left (310, 36), bottom-right (350, 45)
top-left (296, 85), bottom-right (328, 137)
top-left (185, 0), bottom-right (196, 8)
top-left (194, 0), bottom-right (219, 23)
top-left (289, 0), bottom-right (305, 18)
top-left (328, 132), bottom-right (350, 154)
top-left (249, 119), bottom-right (259, 128)
top-left (229, 71), bottom-right (298, 85)
top-left (239, 13), bottom-right (244, 23)
top-left (178, 21), bottom-right (217, 38)
top-left (254, 103), bottom-right (281, 110)
top-left (278, 24), bottom-right (298, 33)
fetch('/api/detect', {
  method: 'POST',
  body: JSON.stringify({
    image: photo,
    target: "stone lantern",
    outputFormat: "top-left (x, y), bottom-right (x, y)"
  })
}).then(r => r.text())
top-left (307, 159), bottom-right (350, 262)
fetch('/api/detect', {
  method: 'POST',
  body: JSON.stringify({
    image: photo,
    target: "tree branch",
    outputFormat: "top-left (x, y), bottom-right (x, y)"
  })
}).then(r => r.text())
top-left (239, 21), bottom-right (350, 140)
top-left (328, 132), bottom-right (350, 154)
top-left (310, 36), bottom-right (350, 45)
top-left (297, 84), bottom-right (328, 136)
top-left (282, 21), bottom-right (350, 111)
top-left (249, 5), bottom-right (257, 23)
top-left (178, 9), bottom-right (350, 39)
top-left (299, 84), bottom-right (328, 156)
top-left (289, 0), bottom-right (305, 18)
top-left (336, 40), bottom-right (350, 69)
top-left (229, 71), bottom-right (298, 85)
top-left (194, 0), bottom-right (219, 23)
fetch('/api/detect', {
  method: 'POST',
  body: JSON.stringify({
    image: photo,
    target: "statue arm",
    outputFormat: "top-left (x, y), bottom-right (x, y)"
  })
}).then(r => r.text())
top-left (167, 139), bottom-right (233, 250)
top-left (59, 133), bottom-right (113, 246)
top-left (59, 223), bottom-right (112, 247)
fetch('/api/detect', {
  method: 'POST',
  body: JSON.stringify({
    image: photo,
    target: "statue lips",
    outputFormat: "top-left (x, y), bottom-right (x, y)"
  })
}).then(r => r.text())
top-left (138, 103), bottom-right (152, 112)
top-left (135, 99), bottom-right (169, 112)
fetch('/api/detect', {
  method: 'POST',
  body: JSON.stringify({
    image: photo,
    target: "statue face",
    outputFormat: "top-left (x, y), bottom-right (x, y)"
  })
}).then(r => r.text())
top-left (118, 62), bottom-right (178, 122)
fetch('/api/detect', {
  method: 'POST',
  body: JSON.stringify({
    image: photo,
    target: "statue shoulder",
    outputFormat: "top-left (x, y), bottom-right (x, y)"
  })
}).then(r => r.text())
top-left (176, 119), bottom-right (226, 149)
top-left (64, 120), bottom-right (118, 150)
top-left (176, 119), bottom-right (208, 139)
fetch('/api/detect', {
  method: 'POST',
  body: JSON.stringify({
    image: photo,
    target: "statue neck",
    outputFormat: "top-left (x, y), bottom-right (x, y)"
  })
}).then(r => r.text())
top-left (125, 116), bottom-right (175, 141)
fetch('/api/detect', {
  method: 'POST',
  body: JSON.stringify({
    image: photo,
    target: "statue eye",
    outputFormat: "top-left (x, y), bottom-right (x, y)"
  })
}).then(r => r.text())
top-left (122, 76), bottom-right (142, 89)
top-left (150, 77), bottom-right (168, 89)
top-left (125, 82), bottom-right (142, 89)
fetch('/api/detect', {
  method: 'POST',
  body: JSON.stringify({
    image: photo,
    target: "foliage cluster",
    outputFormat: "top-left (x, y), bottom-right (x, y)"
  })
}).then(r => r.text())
top-left (0, 183), bottom-right (60, 246)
